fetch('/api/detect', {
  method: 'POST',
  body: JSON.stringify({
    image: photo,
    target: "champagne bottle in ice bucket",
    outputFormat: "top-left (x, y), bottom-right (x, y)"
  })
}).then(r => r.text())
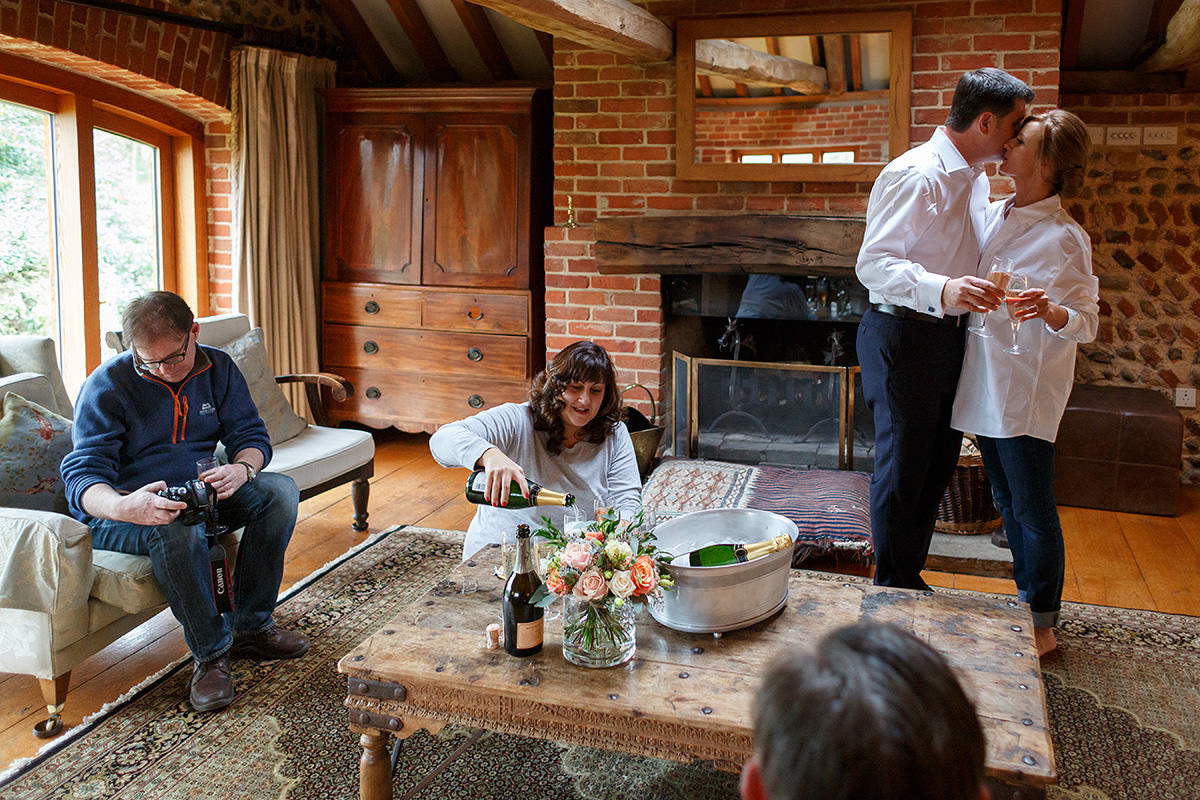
top-left (679, 534), bottom-right (793, 567)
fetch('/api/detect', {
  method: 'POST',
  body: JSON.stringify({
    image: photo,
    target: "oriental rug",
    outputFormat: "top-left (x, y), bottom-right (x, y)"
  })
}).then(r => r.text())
top-left (1, 525), bottom-right (1197, 800)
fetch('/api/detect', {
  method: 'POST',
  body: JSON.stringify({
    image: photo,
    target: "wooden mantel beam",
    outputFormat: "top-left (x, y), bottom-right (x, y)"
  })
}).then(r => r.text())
top-left (695, 39), bottom-right (827, 94)
top-left (466, 0), bottom-right (672, 62)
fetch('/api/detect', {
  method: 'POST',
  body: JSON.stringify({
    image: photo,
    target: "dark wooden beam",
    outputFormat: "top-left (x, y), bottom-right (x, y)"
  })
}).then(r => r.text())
top-left (593, 215), bottom-right (866, 277)
top-left (467, 0), bottom-right (672, 61)
top-left (826, 34), bottom-right (846, 96)
top-left (450, 0), bottom-right (517, 80)
top-left (1060, 69), bottom-right (1185, 92)
top-left (697, 74), bottom-right (713, 96)
top-left (1061, 0), bottom-right (1086, 70)
top-left (316, 0), bottom-right (401, 84)
top-left (535, 29), bottom-right (554, 62)
top-left (848, 34), bottom-right (863, 92)
top-left (385, 0), bottom-right (458, 82)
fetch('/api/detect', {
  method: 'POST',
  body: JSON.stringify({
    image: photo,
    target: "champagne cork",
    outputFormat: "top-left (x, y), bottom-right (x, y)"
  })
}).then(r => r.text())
top-left (485, 623), bottom-right (501, 649)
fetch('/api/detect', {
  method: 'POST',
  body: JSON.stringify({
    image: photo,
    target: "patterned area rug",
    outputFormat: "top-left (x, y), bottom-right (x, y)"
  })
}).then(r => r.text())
top-left (1, 526), bottom-right (1196, 799)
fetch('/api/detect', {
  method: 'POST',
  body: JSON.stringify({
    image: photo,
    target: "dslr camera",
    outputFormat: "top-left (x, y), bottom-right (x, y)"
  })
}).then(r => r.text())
top-left (157, 478), bottom-right (218, 528)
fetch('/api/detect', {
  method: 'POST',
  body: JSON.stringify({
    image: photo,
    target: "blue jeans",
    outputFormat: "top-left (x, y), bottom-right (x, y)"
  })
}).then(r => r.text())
top-left (976, 435), bottom-right (1064, 628)
top-left (89, 472), bottom-right (299, 662)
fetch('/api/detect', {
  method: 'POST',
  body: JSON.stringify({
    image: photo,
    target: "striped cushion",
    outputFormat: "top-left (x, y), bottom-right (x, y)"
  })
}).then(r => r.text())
top-left (642, 458), bottom-right (872, 565)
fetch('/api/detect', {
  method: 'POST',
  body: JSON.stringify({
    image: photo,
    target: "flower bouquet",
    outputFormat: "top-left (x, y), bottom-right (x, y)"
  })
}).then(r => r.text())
top-left (531, 509), bottom-right (673, 668)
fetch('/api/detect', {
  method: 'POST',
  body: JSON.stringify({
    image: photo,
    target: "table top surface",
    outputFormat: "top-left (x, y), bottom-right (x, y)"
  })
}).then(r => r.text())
top-left (338, 543), bottom-right (1054, 786)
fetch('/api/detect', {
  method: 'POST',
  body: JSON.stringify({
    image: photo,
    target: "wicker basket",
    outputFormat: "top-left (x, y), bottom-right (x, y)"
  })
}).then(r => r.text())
top-left (935, 436), bottom-right (1002, 535)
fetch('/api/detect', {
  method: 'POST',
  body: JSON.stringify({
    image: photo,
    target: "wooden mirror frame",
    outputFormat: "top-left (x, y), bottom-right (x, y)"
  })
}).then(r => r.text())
top-left (675, 11), bottom-right (912, 182)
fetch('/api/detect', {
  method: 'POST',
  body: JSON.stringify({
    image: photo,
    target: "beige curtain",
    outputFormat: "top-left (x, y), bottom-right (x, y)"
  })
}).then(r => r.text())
top-left (231, 47), bottom-right (334, 419)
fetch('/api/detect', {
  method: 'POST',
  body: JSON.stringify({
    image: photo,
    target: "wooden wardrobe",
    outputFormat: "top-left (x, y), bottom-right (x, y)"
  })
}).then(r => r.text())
top-left (320, 87), bottom-right (549, 433)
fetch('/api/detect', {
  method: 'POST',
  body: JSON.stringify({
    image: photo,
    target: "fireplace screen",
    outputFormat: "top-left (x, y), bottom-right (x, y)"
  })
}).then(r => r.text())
top-left (670, 353), bottom-right (874, 472)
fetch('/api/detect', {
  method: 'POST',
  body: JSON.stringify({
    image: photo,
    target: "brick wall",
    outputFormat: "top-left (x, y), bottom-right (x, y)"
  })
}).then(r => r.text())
top-left (694, 101), bottom-right (890, 163)
top-left (548, 0), bottom-right (1062, 419)
top-left (1061, 90), bottom-right (1200, 483)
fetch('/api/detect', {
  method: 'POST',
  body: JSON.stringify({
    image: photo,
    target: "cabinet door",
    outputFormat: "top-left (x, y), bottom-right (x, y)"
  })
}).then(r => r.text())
top-left (422, 113), bottom-right (529, 288)
top-left (326, 112), bottom-right (424, 284)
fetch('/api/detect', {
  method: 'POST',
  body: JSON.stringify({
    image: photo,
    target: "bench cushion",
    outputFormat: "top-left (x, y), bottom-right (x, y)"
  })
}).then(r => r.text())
top-left (264, 424), bottom-right (374, 492)
top-left (642, 458), bottom-right (873, 565)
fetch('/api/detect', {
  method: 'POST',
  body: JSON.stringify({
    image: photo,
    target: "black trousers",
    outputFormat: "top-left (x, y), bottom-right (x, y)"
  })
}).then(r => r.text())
top-left (856, 308), bottom-right (966, 589)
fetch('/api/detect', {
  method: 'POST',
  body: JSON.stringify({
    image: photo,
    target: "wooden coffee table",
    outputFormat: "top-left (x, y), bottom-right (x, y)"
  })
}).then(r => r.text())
top-left (338, 544), bottom-right (1054, 800)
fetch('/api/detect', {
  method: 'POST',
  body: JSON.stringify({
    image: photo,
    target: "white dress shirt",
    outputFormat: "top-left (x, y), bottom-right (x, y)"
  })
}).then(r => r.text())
top-left (856, 127), bottom-right (992, 317)
top-left (951, 195), bottom-right (1099, 441)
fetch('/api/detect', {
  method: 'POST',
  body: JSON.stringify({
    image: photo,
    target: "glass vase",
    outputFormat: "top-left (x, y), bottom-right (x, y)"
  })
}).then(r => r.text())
top-left (561, 594), bottom-right (639, 668)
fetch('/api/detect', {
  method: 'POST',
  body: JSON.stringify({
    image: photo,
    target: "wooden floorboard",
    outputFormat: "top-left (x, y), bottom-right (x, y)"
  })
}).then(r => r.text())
top-left (2, 430), bottom-right (1197, 767)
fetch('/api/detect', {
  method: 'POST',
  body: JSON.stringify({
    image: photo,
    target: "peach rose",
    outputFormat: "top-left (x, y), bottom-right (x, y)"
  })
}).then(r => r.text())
top-left (584, 528), bottom-right (604, 543)
top-left (561, 540), bottom-right (593, 571)
top-left (631, 554), bottom-right (658, 596)
top-left (609, 570), bottom-right (636, 599)
top-left (545, 567), bottom-right (566, 595)
top-left (572, 568), bottom-right (608, 601)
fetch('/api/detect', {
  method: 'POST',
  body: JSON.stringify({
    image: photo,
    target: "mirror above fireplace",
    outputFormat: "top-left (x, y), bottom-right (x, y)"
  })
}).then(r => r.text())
top-left (675, 11), bottom-right (912, 182)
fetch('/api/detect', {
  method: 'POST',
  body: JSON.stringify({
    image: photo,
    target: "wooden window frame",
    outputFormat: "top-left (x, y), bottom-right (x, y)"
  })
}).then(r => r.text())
top-left (0, 54), bottom-right (208, 391)
top-left (733, 144), bottom-right (863, 163)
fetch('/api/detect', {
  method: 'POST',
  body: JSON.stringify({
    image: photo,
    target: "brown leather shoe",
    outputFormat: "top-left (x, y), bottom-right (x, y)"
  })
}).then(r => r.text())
top-left (190, 655), bottom-right (233, 712)
top-left (229, 625), bottom-right (310, 661)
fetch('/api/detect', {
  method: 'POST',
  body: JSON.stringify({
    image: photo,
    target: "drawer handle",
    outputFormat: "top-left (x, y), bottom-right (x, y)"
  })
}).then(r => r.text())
top-left (366, 387), bottom-right (382, 400)
top-left (363, 340), bottom-right (379, 355)
top-left (467, 307), bottom-right (484, 321)
top-left (468, 394), bottom-right (484, 409)
top-left (364, 301), bottom-right (380, 314)
top-left (467, 347), bottom-right (483, 362)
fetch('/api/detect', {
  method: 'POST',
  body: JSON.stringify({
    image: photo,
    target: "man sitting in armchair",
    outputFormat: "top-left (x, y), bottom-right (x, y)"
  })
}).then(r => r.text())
top-left (60, 291), bottom-right (308, 712)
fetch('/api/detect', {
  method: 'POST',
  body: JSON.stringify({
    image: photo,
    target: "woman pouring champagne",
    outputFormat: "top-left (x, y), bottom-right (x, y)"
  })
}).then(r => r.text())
top-left (952, 110), bottom-right (1100, 657)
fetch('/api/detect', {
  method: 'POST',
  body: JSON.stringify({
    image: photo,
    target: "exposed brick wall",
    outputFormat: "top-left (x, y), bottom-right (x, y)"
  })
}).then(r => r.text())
top-left (1062, 90), bottom-right (1200, 483)
top-left (695, 101), bottom-right (889, 163)
top-left (548, 0), bottom-right (1062, 421)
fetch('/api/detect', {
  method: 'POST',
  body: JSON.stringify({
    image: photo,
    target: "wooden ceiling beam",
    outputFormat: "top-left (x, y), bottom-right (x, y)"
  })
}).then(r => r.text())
top-left (535, 29), bottom-right (554, 62)
top-left (695, 38), bottom-right (827, 94)
top-left (1138, 0), bottom-right (1200, 73)
top-left (450, 0), bottom-right (518, 79)
top-left (466, 0), bottom-right (672, 62)
top-left (697, 74), bottom-right (713, 97)
top-left (316, 0), bottom-right (400, 84)
top-left (384, 0), bottom-right (459, 81)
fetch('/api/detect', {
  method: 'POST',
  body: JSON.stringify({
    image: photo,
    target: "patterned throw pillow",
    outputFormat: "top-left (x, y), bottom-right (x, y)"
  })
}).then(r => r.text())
top-left (216, 328), bottom-right (309, 445)
top-left (0, 393), bottom-right (73, 514)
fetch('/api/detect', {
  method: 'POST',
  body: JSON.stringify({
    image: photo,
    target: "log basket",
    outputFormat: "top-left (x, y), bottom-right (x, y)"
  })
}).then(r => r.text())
top-left (935, 435), bottom-right (1002, 535)
top-left (622, 383), bottom-right (665, 480)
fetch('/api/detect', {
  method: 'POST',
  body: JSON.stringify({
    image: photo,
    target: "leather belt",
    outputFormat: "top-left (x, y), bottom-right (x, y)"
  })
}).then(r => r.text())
top-left (870, 303), bottom-right (965, 328)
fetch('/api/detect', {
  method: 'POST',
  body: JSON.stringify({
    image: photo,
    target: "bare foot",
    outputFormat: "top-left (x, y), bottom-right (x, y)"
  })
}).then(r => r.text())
top-left (1034, 627), bottom-right (1057, 657)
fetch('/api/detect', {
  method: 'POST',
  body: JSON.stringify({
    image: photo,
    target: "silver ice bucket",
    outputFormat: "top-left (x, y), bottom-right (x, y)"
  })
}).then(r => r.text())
top-left (649, 508), bottom-right (796, 633)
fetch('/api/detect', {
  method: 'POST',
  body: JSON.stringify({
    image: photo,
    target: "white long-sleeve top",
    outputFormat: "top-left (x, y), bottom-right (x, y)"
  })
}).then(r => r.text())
top-left (855, 127), bottom-right (991, 317)
top-left (429, 401), bottom-right (642, 559)
top-left (952, 195), bottom-right (1099, 441)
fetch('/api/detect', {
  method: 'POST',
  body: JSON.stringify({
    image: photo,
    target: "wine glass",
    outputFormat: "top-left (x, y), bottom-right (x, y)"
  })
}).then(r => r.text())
top-left (1003, 274), bottom-right (1029, 355)
top-left (968, 256), bottom-right (1014, 338)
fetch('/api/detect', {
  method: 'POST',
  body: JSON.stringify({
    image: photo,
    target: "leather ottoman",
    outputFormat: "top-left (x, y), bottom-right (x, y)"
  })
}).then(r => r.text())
top-left (1055, 384), bottom-right (1182, 516)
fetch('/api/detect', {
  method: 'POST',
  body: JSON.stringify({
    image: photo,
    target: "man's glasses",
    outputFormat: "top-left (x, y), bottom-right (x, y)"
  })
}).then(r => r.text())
top-left (133, 333), bottom-right (191, 374)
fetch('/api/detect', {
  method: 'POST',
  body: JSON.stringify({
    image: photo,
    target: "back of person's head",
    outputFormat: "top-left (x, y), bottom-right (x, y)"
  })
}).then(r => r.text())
top-left (529, 340), bottom-right (621, 453)
top-left (122, 291), bottom-right (194, 347)
top-left (745, 622), bottom-right (985, 800)
top-left (1032, 109), bottom-right (1091, 196)
top-left (945, 68), bottom-right (1034, 132)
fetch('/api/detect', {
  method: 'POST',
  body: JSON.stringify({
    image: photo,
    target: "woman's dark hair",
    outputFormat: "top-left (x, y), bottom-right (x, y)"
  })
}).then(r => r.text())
top-left (753, 622), bottom-right (986, 800)
top-left (122, 291), bottom-right (194, 348)
top-left (945, 67), bottom-right (1035, 133)
top-left (529, 341), bottom-right (622, 455)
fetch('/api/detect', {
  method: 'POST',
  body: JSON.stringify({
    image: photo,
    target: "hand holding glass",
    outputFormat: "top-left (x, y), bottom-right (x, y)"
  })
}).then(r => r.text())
top-left (1003, 274), bottom-right (1029, 355)
top-left (968, 256), bottom-right (1014, 338)
top-left (196, 456), bottom-right (220, 479)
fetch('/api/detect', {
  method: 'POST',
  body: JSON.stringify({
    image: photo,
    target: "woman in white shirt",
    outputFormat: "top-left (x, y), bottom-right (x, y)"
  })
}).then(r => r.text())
top-left (952, 110), bottom-right (1099, 657)
top-left (429, 340), bottom-right (641, 559)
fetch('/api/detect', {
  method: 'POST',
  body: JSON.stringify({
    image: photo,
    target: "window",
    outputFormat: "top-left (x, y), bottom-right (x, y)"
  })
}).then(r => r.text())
top-left (737, 145), bottom-right (862, 164)
top-left (0, 59), bottom-right (207, 394)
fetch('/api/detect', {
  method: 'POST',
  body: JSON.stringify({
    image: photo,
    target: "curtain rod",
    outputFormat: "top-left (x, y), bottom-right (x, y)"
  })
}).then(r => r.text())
top-left (56, 0), bottom-right (343, 59)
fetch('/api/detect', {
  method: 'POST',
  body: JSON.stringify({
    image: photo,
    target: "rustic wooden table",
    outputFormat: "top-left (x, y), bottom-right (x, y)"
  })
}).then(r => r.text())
top-left (338, 543), bottom-right (1054, 800)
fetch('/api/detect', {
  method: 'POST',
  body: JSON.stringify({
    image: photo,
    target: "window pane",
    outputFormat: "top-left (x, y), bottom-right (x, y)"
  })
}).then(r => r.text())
top-left (821, 151), bottom-right (856, 163)
top-left (780, 152), bottom-right (815, 163)
top-left (738, 154), bottom-right (773, 163)
top-left (94, 128), bottom-right (161, 358)
top-left (0, 100), bottom-right (56, 336)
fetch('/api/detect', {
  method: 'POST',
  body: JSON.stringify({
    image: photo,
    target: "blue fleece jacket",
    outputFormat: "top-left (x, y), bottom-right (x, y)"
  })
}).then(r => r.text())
top-left (61, 345), bottom-right (272, 522)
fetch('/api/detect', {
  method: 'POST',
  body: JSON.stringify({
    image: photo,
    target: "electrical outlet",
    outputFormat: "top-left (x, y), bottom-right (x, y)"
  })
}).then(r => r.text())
top-left (1087, 126), bottom-right (1105, 146)
top-left (1106, 126), bottom-right (1141, 146)
top-left (1143, 126), bottom-right (1178, 146)
top-left (1176, 387), bottom-right (1196, 408)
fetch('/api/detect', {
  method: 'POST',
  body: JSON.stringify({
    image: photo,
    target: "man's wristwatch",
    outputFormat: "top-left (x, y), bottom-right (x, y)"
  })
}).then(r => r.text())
top-left (236, 461), bottom-right (257, 483)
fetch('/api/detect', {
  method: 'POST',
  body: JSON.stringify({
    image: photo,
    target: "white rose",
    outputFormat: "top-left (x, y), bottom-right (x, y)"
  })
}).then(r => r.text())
top-left (609, 570), bottom-right (636, 598)
top-left (604, 539), bottom-right (633, 569)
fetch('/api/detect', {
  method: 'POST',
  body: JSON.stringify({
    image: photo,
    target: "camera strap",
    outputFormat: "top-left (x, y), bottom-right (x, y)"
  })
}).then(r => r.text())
top-left (207, 532), bottom-right (233, 614)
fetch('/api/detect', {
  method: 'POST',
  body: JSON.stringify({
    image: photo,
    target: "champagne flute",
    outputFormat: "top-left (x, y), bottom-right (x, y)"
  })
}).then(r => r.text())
top-left (1003, 274), bottom-right (1029, 355)
top-left (968, 256), bottom-right (1014, 338)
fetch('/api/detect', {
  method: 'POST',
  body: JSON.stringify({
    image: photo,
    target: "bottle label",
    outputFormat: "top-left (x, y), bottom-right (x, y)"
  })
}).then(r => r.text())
top-left (470, 472), bottom-right (488, 493)
top-left (515, 618), bottom-right (544, 650)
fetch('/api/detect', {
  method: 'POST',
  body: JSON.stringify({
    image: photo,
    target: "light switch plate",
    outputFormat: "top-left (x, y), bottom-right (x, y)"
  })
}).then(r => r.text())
top-left (1106, 126), bottom-right (1141, 146)
top-left (1087, 126), bottom-right (1105, 145)
top-left (1143, 126), bottom-right (1177, 145)
top-left (1176, 387), bottom-right (1196, 408)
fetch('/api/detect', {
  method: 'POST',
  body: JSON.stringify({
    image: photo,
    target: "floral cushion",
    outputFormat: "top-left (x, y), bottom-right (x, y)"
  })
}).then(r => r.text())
top-left (0, 393), bottom-right (73, 514)
top-left (642, 457), bottom-right (873, 565)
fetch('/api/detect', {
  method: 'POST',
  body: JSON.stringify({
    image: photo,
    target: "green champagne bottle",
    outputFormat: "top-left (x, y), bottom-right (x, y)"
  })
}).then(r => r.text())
top-left (503, 524), bottom-right (543, 657)
top-left (686, 534), bottom-right (793, 567)
top-left (464, 468), bottom-right (575, 509)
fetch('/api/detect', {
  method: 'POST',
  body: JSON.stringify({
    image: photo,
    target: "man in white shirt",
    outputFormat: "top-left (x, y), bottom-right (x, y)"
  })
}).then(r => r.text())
top-left (855, 68), bottom-right (1033, 590)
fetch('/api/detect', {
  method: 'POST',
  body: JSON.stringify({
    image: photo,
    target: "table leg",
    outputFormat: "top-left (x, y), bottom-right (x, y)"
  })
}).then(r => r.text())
top-left (359, 731), bottom-right (392, 800)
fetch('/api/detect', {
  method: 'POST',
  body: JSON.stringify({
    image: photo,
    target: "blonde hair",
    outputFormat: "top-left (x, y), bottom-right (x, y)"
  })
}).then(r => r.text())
top-left (1032, 109), bottom-right (1090, 196)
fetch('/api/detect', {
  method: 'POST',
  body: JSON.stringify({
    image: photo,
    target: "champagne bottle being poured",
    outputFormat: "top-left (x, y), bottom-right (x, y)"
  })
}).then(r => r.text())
top-left (681, 534), bottom-right (793, 567)
top-left (464, 468), bottom-right (575, 509)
